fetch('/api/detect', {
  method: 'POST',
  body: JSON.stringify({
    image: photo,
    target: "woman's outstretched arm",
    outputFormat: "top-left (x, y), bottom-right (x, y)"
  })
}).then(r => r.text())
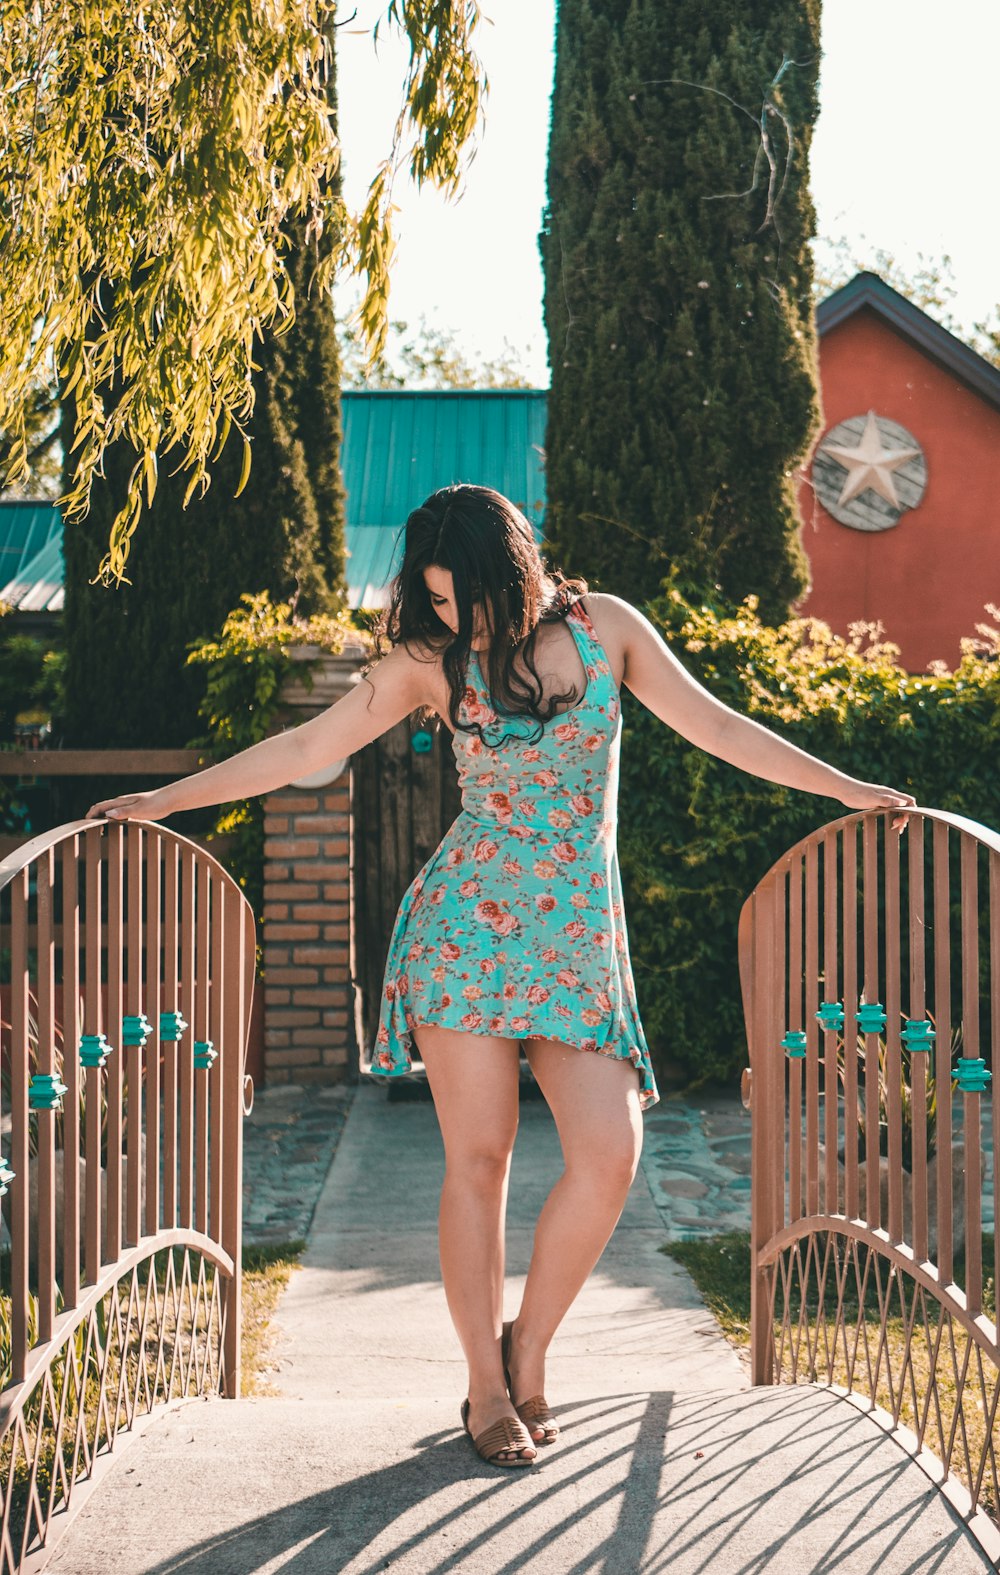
top-left (85, 643), bottom-right (434, 823)
top-left (597, 594), bottom-right (916, 820)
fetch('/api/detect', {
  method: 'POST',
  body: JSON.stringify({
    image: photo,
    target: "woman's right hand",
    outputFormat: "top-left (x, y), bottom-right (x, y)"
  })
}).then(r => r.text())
top-left (84, 788), bottom-right (171, 824)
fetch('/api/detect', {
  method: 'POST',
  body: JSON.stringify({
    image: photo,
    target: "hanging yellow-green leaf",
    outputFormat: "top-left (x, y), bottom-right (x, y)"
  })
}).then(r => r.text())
top-left (0, 0), bottom-right (485, 584)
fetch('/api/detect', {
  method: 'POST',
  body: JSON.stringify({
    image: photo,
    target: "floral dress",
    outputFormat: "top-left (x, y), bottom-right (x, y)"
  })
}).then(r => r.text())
top-left (362, 598), bottom-right (659, 1109)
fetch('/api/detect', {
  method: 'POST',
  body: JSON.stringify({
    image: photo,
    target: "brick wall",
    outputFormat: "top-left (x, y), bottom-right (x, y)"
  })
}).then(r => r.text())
top-left (261, 647), bottom-right (367, 1086)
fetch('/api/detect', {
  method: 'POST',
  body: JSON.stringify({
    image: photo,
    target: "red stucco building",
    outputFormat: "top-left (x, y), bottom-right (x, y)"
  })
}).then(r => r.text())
top-left (796, 272), bottom-right (1000, 672)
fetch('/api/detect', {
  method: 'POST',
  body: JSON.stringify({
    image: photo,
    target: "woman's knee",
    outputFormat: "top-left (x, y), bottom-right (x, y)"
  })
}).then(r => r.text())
top-left (443, 1128), bottom-right (518, 1194)
top-left (567, 1122), bottom-right (641, 1198)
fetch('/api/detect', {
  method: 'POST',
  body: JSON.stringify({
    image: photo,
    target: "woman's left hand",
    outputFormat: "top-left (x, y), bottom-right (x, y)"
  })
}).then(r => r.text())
top-left (837, 780), bottom-right (918, 833)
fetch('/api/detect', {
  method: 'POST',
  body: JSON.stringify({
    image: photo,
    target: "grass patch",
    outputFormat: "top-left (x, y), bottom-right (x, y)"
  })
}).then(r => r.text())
top-left (664, 1231), bottom-right (753, 1344)
top-left (665, 1229), bottom-right (1000, 1520)
top-left (240, 1238), bottom-right (307, 1396)
top-left (0, 1237), bottom-right (308, 1554)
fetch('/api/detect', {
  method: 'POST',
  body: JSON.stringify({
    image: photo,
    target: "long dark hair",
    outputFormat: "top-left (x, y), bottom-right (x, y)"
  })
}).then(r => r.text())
top-left (370, 484), bottom-right (588, 746)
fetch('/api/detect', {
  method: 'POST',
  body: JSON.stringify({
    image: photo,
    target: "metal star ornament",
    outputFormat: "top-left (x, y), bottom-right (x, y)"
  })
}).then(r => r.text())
top-left (811, 412), bottom-right (927, 532)
top-left (820, 410), bottom-right (922, 508)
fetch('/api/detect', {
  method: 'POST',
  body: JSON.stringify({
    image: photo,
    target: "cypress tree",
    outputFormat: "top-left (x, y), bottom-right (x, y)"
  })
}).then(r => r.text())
top-left (61, 49), bottom-right (347, 750)
top-left (541, 0), bottom-right (821, 620)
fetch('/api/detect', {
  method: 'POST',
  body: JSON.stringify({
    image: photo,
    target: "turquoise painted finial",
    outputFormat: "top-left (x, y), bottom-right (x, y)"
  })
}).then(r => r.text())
top-left (79, 1032), bottom-right (111, 1069)
top-left (194, 1040), bottom-right (217, 1069)
top-left (160, 1010), bottom-right (189, 1042)
top-left (901, 1019), bottom-right (936, 1053)
top-left (411, 730), bottom-right (433, 754)
top-left (955, 1057), bottom-right (991, 1093)
top-left (122, 1013), bottom-right (152, 1047)
top-left (856, 1001), bottom-right (886, 1035)
top-left (815, 1001), bottom-right (845, 1033)
top-left (28, 1072), bottom-right (69, 1110)
top-left (781, 1030), bottom-right (807, 1059)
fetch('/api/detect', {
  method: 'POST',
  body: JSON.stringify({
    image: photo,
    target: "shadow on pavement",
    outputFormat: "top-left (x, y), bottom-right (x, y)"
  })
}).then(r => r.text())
top-left (129, 1387), bottom-right (986, 1575)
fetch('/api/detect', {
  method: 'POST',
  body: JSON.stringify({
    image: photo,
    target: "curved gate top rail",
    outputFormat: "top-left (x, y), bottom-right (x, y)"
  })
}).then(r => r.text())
top-left (0, 816), bottom-right (256, 1572)
top-left (739, 805), bottom-right (1000, 1557)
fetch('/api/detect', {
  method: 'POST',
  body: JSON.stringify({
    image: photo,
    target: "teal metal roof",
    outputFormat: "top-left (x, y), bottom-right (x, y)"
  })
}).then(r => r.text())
top-left (341, 389), bottom-right (548, 605)
top-left (0, 389), bottom-right (549, 612)
top-left (0, 501), bottom-right (64, 611)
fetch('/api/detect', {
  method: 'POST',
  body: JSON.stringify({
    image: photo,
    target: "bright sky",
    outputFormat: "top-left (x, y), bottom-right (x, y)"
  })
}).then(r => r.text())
top-left (336, 1), bottom-right (1000, 387)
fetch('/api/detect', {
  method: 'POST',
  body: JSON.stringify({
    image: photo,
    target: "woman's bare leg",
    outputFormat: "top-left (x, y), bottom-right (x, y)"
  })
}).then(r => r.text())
top-left (509, 1039), bottom-right (643, 1433)
top-left (415, 1022), bottom-right (533, 1460)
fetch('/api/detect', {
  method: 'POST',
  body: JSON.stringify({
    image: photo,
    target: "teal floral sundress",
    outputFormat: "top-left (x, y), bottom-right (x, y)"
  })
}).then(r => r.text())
top-left (362, 598), bottom-right (659, 1109)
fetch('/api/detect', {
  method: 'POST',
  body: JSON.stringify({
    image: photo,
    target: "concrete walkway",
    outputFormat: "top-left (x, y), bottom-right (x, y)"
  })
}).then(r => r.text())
top-left (44, 1087), bottom-right (997, 1573)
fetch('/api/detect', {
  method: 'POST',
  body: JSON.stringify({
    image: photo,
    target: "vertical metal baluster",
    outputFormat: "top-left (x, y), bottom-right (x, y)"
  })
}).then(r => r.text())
top-left (10, 869), bottom-right (29, 1381)
top-left (163, 840), bottom-right (180, 1229)
top-left (885, 815), bottom-right (903, 1245)
top-left (36, 846), bottom-right (56, 1341)
top-left (750, 876), bottom-right (780, 1385)
top-left (145, 830), bottom-right (162, 1240)
top-left (195, 859), bottom-right (211, 1237)
top-left (787, 856), bottom-right (803, 1224)
top-left (221, 883), bottom-right (249, 1397)
top-left (823, 827), bottom-right (840, 1216)
top-left (84, 831), bottom-right (102, 1285)
top-left (774, 866), bottom-right (787, 1232)
top-left (179, 846), bottom-right (196, 1230)
top-left (909, 818), bottom-right (929, 1263)
top-left (933, 820), bottom-right (953, 1287)
top-left (61, 836), bottom-right (82, 1308)
top-left (842, 821), bottom-right (859, 1221)
top-left (106, 824), bottom-right (125, 1263)
top-left (805, 840), bottom-right (820, 1219)
top-left (209, 867), bottom-right (224, 1243)
top-left (961, 835), bottom-right (982, 1317)
top-left (125, 824), bottom-right (143, 1246)
top-left (862, 815), bottom-right (881, 1230)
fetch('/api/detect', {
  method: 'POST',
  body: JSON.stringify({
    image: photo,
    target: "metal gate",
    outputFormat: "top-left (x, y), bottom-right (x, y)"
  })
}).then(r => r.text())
top-left (351, 717), bottom-right (461, 1057)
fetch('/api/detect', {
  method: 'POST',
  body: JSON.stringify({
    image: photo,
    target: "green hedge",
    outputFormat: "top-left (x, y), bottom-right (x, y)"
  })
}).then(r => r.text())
top-left (618, 590), bottom-right (1000, 1093)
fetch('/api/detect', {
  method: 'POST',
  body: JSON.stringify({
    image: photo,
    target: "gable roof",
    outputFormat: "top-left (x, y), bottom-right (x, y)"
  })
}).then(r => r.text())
top-left (816, 271), bottom-right (1000, 412)
top-left (5, 277), bottom-right (997, 614)
top-left (0, 388), bottom-right (549, 613)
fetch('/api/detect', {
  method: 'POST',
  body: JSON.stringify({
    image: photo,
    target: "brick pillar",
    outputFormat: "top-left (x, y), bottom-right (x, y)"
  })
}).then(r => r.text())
top-left (261, 644), bottom-right (367, 1086)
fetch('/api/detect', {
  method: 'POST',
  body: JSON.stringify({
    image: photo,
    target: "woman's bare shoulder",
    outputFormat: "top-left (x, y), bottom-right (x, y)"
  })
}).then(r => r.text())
top-left (576, 591), bottom-right (632, 680)
top-left (386, 634), bottom-right (458, 725)
top-left (362, 636), bottom-right (446, 706)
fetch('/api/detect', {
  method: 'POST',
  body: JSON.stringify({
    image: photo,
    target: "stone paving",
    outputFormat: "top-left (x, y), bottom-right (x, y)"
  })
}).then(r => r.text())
top-left (640, 1087), bottom-right (995, 1241)
top-left (240, 1078), bottom-right (997, 1251)
top-left (241, 1082), bottom-right (353, 1248)
top-left (237, 1078), bottom-right (756, 1250)
top-left (641, 1090), bottom-right (755, 1241)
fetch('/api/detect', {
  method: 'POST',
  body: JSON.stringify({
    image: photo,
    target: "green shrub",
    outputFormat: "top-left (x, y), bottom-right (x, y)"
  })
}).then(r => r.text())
top-left (185, 591), bottom-right (369, 933)
top-left (0, 607), bottom-right (66, 834)
top-left (619, 590), bottom-right (1000, 1092)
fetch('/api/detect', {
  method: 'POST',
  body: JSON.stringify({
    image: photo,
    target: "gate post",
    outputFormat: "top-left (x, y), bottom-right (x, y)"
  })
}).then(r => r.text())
top-left (261, 644), bottom-right (367, 1086)
top-left (749, 875), bottom-right (784, 1385)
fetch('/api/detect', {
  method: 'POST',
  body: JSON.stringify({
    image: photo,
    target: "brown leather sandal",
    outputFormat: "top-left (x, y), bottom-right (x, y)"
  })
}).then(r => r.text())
top-left (501, 1320), bottom-right (560, 1445)
top-left (460, 1399), bottom-right (537, 1467)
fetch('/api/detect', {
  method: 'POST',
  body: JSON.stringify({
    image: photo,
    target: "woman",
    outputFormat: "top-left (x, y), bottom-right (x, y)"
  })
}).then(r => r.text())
top-left (88, 484), bottom-right (916, 1469)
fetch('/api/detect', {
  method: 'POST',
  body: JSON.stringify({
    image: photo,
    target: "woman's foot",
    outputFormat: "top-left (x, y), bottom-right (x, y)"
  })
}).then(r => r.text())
top-left (462, 1389), bottom-right (537, 1466)
top-left (503, 1320), bottom-right (559, 1444)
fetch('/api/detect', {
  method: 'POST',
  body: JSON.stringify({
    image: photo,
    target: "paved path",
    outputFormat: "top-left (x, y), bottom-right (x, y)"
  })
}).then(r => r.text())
top-left (237, 1080), bottom-right (995, 1255)
top-left (44, 1084), bottom-right (997, 1573)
